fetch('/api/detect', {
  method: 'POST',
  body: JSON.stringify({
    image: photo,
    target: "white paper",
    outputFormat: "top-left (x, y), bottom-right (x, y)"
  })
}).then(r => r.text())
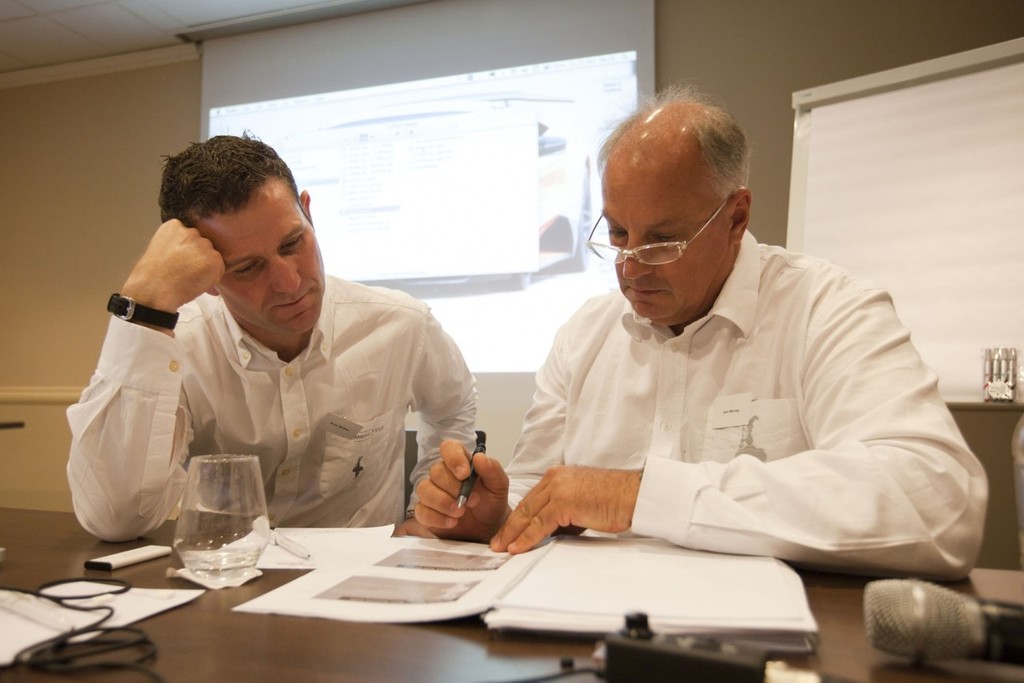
top-left (239, 533), bottom-right (817, 649)
top-left (236, 535), bottom-right (543, 623)
top-left (0, 581), bottom-right (202, 666)
top-left (708, 393), bottom-right (753, 429)
top-left (257, 524), bottom-right (396, 570)
top-left (484, 537), bottom-right (818, 643)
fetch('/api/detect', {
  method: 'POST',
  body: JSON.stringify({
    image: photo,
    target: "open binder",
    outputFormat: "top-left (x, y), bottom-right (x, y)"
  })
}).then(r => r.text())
top-left (237, 531), bottom-right (817, 652)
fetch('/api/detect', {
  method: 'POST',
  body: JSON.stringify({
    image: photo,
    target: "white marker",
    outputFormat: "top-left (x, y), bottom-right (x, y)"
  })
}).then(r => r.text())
top-left (84, 545), bottom-right (172, 571)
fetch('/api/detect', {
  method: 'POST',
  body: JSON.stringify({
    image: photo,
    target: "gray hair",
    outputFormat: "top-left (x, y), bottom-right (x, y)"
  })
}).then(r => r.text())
top-left (599, 84), bottom-right (750, 197)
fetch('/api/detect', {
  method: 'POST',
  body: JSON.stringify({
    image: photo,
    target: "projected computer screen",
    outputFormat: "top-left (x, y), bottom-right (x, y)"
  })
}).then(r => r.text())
top-left (208, 51), bottom-right (637, 372)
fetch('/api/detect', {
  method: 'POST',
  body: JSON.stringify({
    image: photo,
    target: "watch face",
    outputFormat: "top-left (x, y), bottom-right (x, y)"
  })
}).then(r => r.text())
top-left (106, 294), bottom-right (177, 329)
top-left (107, 294), bottom-right (134, 320)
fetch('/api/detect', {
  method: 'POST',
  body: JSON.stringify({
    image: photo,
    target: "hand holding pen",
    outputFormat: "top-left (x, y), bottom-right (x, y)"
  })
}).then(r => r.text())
top-left (414, 434), bottom-right (509, 543)
top-left (456, 431), bottom-right (487, 508)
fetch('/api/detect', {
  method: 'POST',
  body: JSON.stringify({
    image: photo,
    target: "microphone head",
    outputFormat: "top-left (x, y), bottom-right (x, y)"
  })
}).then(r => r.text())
top-left (864, 579), bottom-right (982, 662)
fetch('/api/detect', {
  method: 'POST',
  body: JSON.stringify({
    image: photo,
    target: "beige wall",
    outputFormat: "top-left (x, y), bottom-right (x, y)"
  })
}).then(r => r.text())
top-left (0, 59), bottom-right (201, 511)
top-left (656, 0), bottom-right (1024, 247)
top-left (2, 1), bottom-right (1022, 566)
top-left (949, 404), bottom-right (1024, 571)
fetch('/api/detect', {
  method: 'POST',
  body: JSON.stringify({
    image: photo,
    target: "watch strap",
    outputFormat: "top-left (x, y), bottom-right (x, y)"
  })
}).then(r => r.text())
top-left (107, 293), bottom-right (179, 330)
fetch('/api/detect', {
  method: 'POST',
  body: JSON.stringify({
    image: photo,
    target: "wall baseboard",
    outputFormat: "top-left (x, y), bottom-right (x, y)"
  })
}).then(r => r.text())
top-left (0, 387), bottom-right (82, 405)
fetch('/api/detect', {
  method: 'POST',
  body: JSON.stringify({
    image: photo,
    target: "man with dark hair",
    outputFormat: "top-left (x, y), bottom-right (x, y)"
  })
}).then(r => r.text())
top-left (415, 86), bottom-right (987, 580)
top-left (68, 134), bottom-right (477, 542)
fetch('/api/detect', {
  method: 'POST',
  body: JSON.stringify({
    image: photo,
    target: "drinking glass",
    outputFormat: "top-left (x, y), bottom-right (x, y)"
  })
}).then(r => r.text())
top-left (173, 454), bottom-right (270, 583)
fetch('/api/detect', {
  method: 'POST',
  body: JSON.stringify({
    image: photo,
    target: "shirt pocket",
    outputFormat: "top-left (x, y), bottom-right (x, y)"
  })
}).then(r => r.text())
top-left (702, 398), bottom-right (806, 463)
top-left (319, 409), bottom-right (396, 499)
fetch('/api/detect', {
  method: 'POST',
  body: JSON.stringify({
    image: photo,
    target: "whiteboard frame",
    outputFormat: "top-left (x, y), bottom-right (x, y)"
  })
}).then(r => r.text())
top-left (787, 36), bottom-right (1024, 251)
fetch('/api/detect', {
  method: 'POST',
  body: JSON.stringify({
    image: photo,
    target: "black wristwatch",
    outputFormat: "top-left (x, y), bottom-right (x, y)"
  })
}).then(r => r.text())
top-left (107, 293), bottom-right (179, 330)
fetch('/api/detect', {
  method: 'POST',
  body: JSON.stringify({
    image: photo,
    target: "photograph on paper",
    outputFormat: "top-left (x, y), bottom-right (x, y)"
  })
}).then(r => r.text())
top-left (316, 576), bottom-right (478, 604)
top-left (375, 548), bottom-right (511, 571)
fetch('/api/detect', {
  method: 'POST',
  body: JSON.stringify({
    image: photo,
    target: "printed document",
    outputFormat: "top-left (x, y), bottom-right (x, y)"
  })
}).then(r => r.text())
top-left (236, 533), bottom-right (817, 649)
top-left (485, 536), bottom-right (817, 648)
top-left (237, 535), bottom-right (542, 623)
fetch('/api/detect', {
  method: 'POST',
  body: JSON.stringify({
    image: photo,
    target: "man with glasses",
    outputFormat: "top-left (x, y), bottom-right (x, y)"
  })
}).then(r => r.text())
top-left (416, 85), bottom-right (986, 579)
top-left (67, 134), bottom-right (477, 542)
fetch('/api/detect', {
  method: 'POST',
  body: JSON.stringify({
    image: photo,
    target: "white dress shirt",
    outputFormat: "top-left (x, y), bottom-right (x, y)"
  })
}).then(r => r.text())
top-left (506, 232), bottom-right (987, 579)
top-left (67, 276), bottom-right (476, 542)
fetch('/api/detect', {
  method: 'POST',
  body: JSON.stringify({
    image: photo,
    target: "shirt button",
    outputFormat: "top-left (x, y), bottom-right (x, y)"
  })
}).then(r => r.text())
top-left (292, 428), bottom-right (302, 439)
top-left (661, 421), bottom-right (670, 431)
top-left (284, 367), bottom-right (294, 377)
top-left (168, 360), bottom-right (179, 373)
top-left (242, 351), bottom-right (251, 362)
top-left (280, 468), bottom-right (291, 477)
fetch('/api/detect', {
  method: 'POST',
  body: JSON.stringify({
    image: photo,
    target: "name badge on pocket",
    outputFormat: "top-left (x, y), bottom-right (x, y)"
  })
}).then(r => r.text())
top-left (708, 393), bottom-right (753, 429)
top-left (326, 413), bottom-right (363, 440)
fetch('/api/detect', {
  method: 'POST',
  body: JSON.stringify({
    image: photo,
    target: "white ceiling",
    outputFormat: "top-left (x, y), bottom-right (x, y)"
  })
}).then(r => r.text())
top-left (0, 0), bottom-right (432, 76)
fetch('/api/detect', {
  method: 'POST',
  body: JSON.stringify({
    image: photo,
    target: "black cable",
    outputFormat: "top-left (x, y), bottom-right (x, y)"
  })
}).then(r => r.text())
top-left (38, 576), bottom-right (131, 599)
top-left (478, 669), bottom-right (602, 683)
top-left (477, 658), bottom-right (603, 683)
top-left (1, 578), bottom-right (165, 682)
top-left (18, 625), bottom-right (163, 682)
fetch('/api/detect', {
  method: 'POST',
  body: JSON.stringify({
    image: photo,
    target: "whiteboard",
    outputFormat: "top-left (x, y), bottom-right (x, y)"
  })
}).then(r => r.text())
top-left (787, 38), bottom-right (1024, 402)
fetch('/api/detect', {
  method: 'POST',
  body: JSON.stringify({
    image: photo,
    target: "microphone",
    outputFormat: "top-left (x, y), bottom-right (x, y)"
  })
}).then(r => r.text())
top-left (864, 578), bottom-right (1024, 664)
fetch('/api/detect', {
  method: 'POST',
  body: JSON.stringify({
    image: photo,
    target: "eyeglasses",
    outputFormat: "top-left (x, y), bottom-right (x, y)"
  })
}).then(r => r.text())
top-left (586, 191), bottom-right (738, 266)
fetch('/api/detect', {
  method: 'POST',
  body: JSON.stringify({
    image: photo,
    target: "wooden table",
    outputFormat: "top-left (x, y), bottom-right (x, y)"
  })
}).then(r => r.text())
top-left (1, 508), bottom-right (1022, 682)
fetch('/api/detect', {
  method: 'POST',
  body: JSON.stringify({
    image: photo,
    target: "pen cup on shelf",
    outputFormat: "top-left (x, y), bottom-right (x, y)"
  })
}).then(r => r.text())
top-left (173, 454), bottom-right (270, 584)
top-left (983, 347), bottom-right (1019, 402)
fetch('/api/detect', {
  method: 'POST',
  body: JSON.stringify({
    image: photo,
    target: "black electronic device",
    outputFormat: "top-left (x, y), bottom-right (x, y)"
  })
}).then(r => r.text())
top-left (603, 612), bottom-right (767, 683)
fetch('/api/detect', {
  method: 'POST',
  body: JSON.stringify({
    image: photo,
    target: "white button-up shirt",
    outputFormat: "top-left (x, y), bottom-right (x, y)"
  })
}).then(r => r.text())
top-left (68, 277), bottom-right (476, 541)
top-left (506, 232), bottom-right (986, 579)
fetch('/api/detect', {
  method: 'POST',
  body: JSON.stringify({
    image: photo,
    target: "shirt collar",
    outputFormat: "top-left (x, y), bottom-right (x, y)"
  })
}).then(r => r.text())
top-left (218, 284), bottom-right (333, 368)
top-left (619, 231), bottom-right (760, 340)
top-left (621, 308), bottom-right (671, 342)
top-left (706, 230), bottom-right (759, 338)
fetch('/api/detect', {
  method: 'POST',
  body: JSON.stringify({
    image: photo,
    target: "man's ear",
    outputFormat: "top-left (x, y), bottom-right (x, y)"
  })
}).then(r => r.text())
top-left (727, 188), bottom-right (752, 244)
top-left (300, 190), bottom-right (312, 226)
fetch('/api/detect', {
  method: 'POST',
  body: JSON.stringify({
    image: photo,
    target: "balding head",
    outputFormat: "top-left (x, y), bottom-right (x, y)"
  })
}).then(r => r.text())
top-left (600, 85), bottom-right (750, 199)
top-left (593, 84), bottom-right (753, 334)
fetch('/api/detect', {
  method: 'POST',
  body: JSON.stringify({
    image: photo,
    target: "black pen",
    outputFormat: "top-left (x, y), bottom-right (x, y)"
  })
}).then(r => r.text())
top-left (456, 431), bottom-right (486, 508)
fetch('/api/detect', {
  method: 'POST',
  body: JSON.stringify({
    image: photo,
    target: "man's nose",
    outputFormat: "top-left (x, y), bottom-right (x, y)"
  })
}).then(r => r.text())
top-left (269, 257), bottom-right (302, 292)
top-left (618, 251), bottom-right (653, 279)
